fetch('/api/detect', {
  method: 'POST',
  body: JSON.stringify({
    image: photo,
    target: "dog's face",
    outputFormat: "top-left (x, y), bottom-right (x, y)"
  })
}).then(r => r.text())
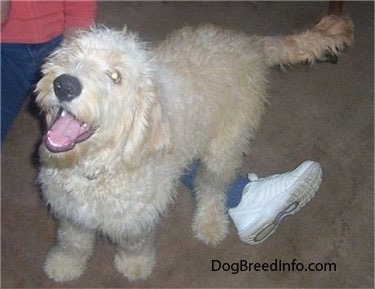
top-left (36, 28), bottom-right (170, 166)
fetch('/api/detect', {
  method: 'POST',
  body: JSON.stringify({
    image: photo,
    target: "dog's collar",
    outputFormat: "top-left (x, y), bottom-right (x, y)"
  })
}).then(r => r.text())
top-left (84, 173), bottom-right (98, 181)
top-left (80, 169), bottom-right (105, 181)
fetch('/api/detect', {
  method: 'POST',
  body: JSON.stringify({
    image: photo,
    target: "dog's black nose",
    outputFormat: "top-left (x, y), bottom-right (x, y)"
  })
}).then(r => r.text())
top-left (53, 74), bottom-right (82, 102)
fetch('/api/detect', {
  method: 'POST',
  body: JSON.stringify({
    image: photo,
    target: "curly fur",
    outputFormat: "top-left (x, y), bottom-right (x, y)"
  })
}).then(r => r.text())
top-left (35, 15), bottom-right (353, 282)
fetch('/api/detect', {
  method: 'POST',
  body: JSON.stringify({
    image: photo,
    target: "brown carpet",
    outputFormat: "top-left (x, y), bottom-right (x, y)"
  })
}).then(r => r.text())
top-left (2, 2), bottom-right (374, 288)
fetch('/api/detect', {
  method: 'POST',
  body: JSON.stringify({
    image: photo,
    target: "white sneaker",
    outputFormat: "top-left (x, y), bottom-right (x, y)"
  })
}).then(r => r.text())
top-left (228, 160), bottom-right (322, 245)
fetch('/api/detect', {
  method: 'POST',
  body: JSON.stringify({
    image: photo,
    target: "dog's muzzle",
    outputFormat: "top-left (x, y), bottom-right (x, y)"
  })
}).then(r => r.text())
top-left (44, 74), bottom-right (95, 153)
top-left (53, 74), bottom-right (82, 102)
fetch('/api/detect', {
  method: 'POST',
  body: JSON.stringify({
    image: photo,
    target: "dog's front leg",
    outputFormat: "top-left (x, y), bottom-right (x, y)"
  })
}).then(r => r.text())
top-left (44, 219), bottom-right (96, 282)
top-left (114, 229), bottom-right (156, 281)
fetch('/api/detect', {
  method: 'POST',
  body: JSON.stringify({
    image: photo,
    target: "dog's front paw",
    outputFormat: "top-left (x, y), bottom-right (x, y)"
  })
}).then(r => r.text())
top-left (114, 251), bottom-right (155, 281)
top-left (193, 208), bottom-right (229, 246)
top-left (44, 247), bottom-right (88, 282)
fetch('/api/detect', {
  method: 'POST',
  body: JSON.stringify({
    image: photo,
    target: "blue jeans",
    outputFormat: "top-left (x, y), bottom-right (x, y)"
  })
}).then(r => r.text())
top-left (1, 36), bottom-right (63, 143)
top-left (180, 161), bottom-right (248, 208)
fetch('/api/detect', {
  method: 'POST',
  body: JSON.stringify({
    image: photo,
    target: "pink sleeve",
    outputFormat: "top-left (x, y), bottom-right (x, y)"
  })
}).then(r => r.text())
top-left (63, 0), bottom-right (97, 29)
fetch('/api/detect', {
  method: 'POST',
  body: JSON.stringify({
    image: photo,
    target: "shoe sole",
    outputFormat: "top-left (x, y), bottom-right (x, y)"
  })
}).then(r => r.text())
top-left (239, 161), bottom-right (322, 245)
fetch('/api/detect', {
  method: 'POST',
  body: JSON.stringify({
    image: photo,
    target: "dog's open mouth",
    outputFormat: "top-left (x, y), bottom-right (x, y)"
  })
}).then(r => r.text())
top-left (44, 108), bottom-right (95, 153)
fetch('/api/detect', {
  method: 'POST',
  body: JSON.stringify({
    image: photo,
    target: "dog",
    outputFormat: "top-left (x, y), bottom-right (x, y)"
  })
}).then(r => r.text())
top-left (36, 15), bottom-right (353, 282)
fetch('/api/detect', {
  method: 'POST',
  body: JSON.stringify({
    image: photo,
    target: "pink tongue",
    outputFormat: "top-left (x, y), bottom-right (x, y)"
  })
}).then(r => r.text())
top-left (46, 114), bottom-right (83, 152)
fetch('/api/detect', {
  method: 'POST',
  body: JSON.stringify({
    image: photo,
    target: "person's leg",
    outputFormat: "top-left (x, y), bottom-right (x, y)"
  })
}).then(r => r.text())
top-left (180, 160), bottom-right (247, 208)
top-left (180, 160), bottom-right (322, 245)
top-left (1, 44), bottom-right (35, 142)
top-left (32, 36), bottom-right (63, 68)
top-left (1, 36), bottom-right (62, 143)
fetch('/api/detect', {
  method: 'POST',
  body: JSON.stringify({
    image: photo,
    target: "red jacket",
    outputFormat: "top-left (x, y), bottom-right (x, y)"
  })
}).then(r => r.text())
top-left (1, 0), bottom-right (97, 43)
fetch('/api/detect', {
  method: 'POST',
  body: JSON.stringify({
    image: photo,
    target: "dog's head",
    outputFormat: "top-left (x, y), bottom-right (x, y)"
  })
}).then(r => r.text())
top-left (36, 27), bottom-right (171, 167)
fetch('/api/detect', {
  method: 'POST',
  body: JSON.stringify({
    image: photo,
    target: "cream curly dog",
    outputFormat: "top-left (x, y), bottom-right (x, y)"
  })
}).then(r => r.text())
top-left (36, 15), bottom-right (353, 282)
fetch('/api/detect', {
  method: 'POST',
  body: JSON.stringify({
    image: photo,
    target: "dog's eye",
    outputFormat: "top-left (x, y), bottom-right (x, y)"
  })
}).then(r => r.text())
top-left (106, 70), bottom-right (121, 84)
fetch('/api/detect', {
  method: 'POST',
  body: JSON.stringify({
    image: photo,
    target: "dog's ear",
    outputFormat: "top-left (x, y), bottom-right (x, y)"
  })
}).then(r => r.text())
top-left (146, 98), bottom-right (172, 152)
top-left (123, 75), bottom-right (171, 162)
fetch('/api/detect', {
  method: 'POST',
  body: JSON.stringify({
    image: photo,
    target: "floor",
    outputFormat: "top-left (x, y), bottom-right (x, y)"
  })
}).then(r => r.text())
top-left (1, 2), bottom-right (374, 288)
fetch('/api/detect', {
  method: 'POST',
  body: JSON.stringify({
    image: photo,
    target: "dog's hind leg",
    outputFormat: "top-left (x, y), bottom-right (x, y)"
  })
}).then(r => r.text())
top-left (44, 220), bottom-right (95, 282)
top-left (114, 230), bottom-right (156, 281)
top-left (192, 134), bottom-right (247, 246)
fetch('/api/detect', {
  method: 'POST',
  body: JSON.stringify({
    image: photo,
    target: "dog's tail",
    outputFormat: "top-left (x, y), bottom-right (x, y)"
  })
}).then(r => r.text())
top-left (263, 15), bottom-right (354, 67)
